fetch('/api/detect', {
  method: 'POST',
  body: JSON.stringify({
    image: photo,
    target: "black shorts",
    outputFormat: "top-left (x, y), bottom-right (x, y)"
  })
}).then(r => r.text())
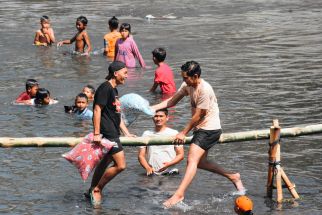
top-left (104, 137), bottom-right (123, 155)
top-left (191, 129), bottom-right (222, 151)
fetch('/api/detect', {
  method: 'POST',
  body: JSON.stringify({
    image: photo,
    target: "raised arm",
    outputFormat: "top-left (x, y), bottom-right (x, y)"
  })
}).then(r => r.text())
top-left (47, 28), bottom-right (55, 43)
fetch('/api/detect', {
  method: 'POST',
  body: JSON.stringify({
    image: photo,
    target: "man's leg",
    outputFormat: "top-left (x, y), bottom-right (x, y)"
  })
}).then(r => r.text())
top-left (91, 154), bottom-right (113, 188)
top-left (91, 151), bottom-right (126, 202)
top-left (163, 143), bottom-right (205, 208)
top-left (197, 151), bottom-right (244, 191)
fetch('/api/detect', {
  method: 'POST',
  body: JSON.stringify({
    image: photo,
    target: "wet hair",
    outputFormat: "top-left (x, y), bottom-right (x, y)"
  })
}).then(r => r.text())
top-left (156, 108), bottom-right (168, 116)
top-left (108, 16), bottom-right (119, 30)
top-left (119, 23), bottom-right (131, 33)
top-left (152, 48), bottom-right (166, 62)
top-left (181, 61), bottom-right (201, 77)
top-left (84, 85), bottom-right (95, 95)
top-left (40, 15), bottom-right (50, 22)
top-left (76, 16), bottom-right (88, 25)
top-left (25, 79), bottom-right (39, 91)
top-left (75, 93), bottom-right (89, 102)
top-left (34, 88), bottom-right (50, 105)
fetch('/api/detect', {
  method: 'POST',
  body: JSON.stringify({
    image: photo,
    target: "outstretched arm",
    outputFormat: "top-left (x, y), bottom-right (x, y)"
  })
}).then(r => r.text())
top-left (57, 34), bottom-right (77, 46)
top-left (151, 92), bottom-right (184, 111)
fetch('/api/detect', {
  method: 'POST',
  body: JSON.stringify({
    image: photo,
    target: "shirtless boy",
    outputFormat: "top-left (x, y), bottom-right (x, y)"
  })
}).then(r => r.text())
top-left (34, 16), bottom-right (55, 46)
top-left (57, 16), bottom-right (92, 55)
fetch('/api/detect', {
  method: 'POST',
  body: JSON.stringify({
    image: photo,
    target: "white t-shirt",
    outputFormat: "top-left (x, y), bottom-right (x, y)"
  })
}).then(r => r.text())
top-left (176, 79), bottom-right (221, 130)
top-left (141, 127), bottom-right (181, 173)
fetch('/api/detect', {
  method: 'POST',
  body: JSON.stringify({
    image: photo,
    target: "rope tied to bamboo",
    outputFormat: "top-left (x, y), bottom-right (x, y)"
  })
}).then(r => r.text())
top-left (268, 160), bottom-right (281, 167)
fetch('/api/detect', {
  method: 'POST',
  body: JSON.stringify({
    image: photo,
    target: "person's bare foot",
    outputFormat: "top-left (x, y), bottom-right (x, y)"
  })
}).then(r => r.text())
top-left (163, 194), bottom-right (184, 208)
top-left (90, 187), bottom-right (102, 208)
top-left (230, 173), bottom-right (245, 191)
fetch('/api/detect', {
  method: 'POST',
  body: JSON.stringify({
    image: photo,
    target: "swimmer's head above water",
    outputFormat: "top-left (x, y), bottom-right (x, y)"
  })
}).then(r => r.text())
top-left (35, 88), bottom-right (51, 105)
top-left (25, 79), bottom-right (39, 98)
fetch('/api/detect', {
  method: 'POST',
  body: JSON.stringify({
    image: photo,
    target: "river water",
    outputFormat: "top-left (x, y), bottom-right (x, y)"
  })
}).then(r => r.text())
top-left (0, 0), bottom-right (322, 214)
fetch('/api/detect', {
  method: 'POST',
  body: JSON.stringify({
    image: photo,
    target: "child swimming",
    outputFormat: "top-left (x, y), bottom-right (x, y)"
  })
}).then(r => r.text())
top-left (115, 23), bottom-right (146, 68)
top-left (103, 16), bottom-right (122, 59)
top-left (15, 79), bottom-right (39, 104)
top-left (29, 88), bottom-right (58, 106)
top-left (57, 16), bottom-right (92, 55)
top-left (34, 15), bottom-right (55, 46)
top-left (82, 85), bottom-right (95, 101)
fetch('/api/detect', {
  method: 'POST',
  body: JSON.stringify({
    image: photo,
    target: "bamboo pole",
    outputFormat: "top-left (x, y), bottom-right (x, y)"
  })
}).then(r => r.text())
top-left (267, 125), bottom-right (275, 197)
top-left (275, 144), bottom-right (283, 203)
top-left (280, 169), bottom-right (300, 199)
top-left (267, 120), bottom-right (281, 198)
top-left (266, 120), bottom-right (300, 203)
top-left (1, 123), bottom-right (322, 147)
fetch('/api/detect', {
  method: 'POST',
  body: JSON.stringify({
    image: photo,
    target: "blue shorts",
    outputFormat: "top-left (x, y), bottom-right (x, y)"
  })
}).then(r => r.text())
top-left (191, 129), bottom-right (222, 151)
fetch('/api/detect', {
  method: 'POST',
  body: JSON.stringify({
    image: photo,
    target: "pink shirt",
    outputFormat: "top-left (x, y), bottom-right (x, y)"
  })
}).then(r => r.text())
top-left (154, 63), bottom-right (176, 94)
top-left (16, 92), bottom-right (31, 102)
top-left (115, 36), bottom-right (146, 68)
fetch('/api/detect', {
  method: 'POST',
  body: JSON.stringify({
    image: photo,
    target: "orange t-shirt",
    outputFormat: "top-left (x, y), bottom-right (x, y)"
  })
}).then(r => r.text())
top-left (103, 31), bottom-right (122, 58)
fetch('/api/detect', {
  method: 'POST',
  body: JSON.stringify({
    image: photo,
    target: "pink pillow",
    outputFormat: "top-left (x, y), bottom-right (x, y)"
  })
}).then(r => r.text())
top-left (62, 133), bottom-right (116, 181)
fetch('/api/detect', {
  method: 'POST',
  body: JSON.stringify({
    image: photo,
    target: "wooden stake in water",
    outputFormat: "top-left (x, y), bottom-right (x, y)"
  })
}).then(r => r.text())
top-left (266, 119), bottom-right (300, 203)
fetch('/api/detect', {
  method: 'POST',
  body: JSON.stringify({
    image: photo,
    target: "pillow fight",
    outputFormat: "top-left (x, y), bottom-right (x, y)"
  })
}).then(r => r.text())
top-left (15, 14), bottom-right (254, 214)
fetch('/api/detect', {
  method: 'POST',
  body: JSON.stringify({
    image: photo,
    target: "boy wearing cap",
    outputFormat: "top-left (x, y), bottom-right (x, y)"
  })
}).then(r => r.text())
top-left (234, 195), bottom-right (254, 215)
top-left (88, 61), bottom-right (134, 207)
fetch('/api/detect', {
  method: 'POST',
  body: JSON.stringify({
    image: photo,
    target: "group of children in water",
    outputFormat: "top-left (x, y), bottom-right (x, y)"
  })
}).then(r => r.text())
top-left (15, 78), bottom-right (95, 120)
top-left (27, 14), bottom-right (255, 214)
top-left (34, 15), bottom-right (146, 69)
top-left (21, 14), bottom-right (176, 117)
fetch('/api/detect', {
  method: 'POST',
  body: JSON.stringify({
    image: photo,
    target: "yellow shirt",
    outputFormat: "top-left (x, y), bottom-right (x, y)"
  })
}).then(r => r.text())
top-left (103, 31), bottom-right (122, 58)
